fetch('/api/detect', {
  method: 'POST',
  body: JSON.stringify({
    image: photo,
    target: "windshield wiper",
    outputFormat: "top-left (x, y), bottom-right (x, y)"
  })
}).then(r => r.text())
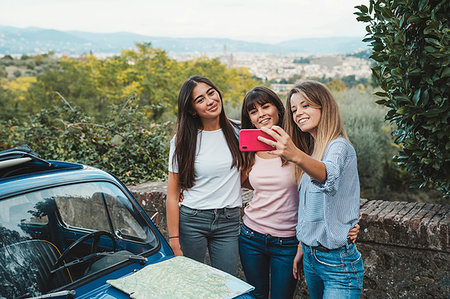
top-left (51, 252), bottom-right (148, 274)
top-left (28, 290), bottom-right (76, 298)
top-left (120, 253), bottom-right (148, 264)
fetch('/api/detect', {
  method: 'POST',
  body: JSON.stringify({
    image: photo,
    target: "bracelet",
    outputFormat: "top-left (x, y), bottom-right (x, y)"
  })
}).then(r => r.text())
top-left (169, 236), bottom-right (179, 239)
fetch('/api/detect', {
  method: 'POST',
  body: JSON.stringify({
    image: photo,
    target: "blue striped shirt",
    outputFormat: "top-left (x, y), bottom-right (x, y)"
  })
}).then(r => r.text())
top-left (296, 137), bottom-right (360, 250)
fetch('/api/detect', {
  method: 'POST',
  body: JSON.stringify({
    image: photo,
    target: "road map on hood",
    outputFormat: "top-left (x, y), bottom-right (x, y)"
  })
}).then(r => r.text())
top-left (107, 256), bottom-right (254, 299)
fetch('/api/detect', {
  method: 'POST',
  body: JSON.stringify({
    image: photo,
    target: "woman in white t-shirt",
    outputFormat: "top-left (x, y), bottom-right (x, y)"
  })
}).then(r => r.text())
top-left (239, 86), bottom-right (359, 299)
top-left (166, 76), bottom-right (243, 275)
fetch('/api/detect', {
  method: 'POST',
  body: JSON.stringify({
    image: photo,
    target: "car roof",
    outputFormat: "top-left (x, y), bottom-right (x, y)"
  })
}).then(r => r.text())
top-left (0, 146), bottom-right (121, 199)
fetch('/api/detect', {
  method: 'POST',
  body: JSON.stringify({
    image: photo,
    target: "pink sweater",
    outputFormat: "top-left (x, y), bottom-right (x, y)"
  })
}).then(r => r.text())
top-left (243, 155), bottom-right (299, 237)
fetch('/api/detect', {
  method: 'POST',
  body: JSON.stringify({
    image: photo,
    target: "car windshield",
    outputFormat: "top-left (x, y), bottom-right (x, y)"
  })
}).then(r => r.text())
top-left (0, 181), bottom-right (158, 298)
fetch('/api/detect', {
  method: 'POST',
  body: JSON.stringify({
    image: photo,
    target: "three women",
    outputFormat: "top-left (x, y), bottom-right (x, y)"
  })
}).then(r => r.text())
top-left (167, 76), bottom-right (364, 298)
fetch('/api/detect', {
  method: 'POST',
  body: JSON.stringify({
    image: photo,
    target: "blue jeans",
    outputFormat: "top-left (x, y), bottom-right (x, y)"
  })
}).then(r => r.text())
top-left (302, 242), bottom-right (364, 299)
top-left (179, 205), bottom-right (241, 276)
top-left (239, 223), bottom-right (298, 299)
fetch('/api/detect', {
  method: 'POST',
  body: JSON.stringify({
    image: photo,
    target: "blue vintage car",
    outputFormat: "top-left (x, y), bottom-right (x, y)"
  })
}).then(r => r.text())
top-left (0, 146), bottom-right (252, 298)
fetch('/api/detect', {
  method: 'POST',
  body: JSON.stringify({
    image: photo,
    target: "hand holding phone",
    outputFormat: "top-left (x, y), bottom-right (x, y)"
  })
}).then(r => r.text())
top-left (239, 129), bottom-right (276, 152)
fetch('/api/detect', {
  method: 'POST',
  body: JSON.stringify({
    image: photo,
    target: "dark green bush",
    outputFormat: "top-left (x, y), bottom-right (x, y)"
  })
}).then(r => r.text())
top-left (1, 97), bottom-right (171, 184)
top-left (356, 0), bottom-right (449, 196)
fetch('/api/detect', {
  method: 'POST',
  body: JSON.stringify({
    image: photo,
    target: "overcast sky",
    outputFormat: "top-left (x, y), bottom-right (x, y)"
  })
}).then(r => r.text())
top-left (1, 0), bottom-right (369, 43)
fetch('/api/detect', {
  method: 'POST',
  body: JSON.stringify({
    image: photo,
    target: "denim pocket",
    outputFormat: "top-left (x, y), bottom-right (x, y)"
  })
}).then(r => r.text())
top-left (312, 246), bottom-right (364, 292)
top-left (313, 250), bottom-right (345, 267)
top-left (179, 205), bottom-right (199, 216)
top-left (349, 250), bottom-right (364, 290)
top-left (304, 190), bottom-right (325, 222)
top-left (348, 248), bottom-right (362, 267)
top-left (340, 245), bottom-right (364, 290)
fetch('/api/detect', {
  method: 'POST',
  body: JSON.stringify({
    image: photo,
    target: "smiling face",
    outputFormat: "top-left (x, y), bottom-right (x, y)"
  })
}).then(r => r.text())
top-left (191, 82), bottom-right (222, 123)
top-left (248, 102), bottom-right (280, 129)
top-left (290, 92), bottom-right (322, 138)
top-left (241, 87), bottom-right (284, 131)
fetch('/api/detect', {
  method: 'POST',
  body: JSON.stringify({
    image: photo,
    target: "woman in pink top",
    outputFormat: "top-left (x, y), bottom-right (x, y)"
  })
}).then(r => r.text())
top-left (239, 86), bottom-right (359, 299)
top-left (239, 86), bottom-right (300, 299)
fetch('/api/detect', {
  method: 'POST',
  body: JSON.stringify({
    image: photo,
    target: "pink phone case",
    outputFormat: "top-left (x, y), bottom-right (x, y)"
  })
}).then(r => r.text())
top-left (239, 129), bottom-right (276, 151)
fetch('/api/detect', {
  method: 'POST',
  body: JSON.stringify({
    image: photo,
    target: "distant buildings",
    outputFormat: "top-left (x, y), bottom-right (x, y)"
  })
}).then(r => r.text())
top-left (270, 83), bottom-right (295, 94)
top-left (170, 52), bottom-right (372, 86)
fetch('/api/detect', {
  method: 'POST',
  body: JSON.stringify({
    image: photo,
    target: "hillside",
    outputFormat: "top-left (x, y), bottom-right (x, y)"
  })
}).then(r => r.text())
top-left (0, 26), bottom-right (368, 56)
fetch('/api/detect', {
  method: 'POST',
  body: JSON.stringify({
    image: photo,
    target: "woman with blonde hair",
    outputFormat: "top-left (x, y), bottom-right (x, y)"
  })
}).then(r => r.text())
top-left (258, 81), bottom-right (364, 298)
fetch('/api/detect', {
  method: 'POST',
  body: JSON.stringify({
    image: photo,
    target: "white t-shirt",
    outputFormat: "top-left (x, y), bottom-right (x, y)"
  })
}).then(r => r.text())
top-left (168, 129), bottom-right (242, 209)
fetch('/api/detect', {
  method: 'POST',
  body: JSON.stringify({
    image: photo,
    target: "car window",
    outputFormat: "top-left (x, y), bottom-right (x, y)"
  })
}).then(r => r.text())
top-left (0, 194), bottom-right (48, 226)
top-left (0, 194), bottom-right (49, 247)
top-left (54, 182), bottom-right (152, 243)
top-left (55, 184), bottom-right (111, 232)
top-left (0, 181), bottom-right (157, 250)
top-left (102, 192), bottom-right (147, 241)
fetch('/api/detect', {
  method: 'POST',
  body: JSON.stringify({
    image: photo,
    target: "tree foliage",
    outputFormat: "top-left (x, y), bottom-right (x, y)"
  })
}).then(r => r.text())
top-left (1, 98), bottom-right (170, 184)
top-left (2, 43), bottom-right (260, 123)
top-left (356, 0), bottom-right (449, 196)
top-left (1, 43), bottom-right (260, 184)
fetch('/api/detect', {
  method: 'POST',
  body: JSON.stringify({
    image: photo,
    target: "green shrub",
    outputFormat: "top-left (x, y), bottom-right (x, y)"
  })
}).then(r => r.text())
top-left (336, 87), bottom-right (395, 198)
top-left (355, 0), bottom-right (450, 196)
top-left (1, 97), bottom-right (171, 184)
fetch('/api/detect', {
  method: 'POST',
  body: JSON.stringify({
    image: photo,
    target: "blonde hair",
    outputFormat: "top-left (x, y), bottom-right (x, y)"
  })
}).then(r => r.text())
top-left (284, 81), bottom-right (348, 183)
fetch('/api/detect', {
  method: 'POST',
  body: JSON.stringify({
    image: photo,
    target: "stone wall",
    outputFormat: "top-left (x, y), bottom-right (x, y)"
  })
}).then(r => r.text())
top-left (129, 182), bottom-right (450, 298)
top-left (357, 199), bottom-right (449, 298)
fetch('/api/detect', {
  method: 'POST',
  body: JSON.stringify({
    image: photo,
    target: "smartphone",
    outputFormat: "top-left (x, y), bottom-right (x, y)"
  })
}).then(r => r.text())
top-left (239, 129), bottom-right (276, 152)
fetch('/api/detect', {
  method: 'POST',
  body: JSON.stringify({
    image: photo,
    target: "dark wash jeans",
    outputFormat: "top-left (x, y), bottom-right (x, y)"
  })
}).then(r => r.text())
top-left (179, 205), bottom-right (241, 276)
top-left (302, 242), bottom-right (364, 299)
top-left (239, 223), bottom-right (298, 299)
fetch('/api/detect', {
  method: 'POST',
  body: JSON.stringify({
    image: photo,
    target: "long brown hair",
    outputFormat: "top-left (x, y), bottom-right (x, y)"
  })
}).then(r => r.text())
top-left (173, 75), bottom-right (242, 190)
top-left (240, 86), bottom-right (287, 175)
top-left (284, 80), bottom-right (348, 182)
